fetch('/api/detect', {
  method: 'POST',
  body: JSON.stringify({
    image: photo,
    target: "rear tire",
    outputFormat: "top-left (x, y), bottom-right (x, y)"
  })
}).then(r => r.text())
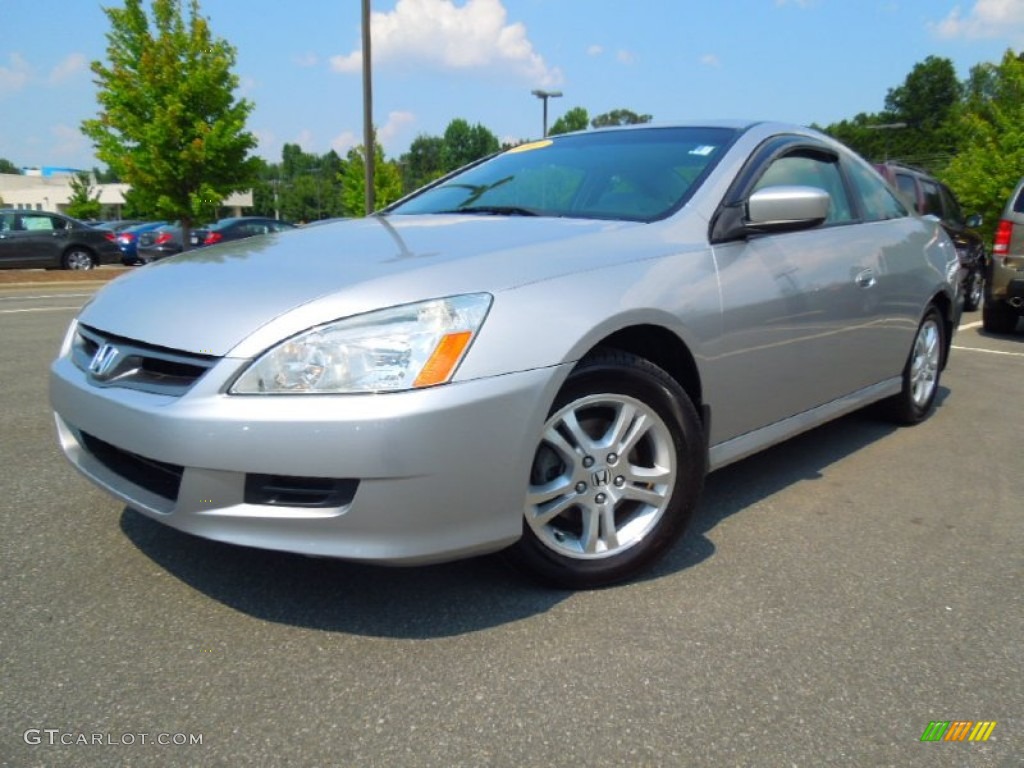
top-left (982, 300), bottom-right (1019, 334)
top-left (884, 308), bottom-right (944, 425)
top-left (504, 350), bottom-right (705, 589)
top-left (62, 248), bottom-right (95, 270)
top-left (962, 271), bottom-right (983, 312)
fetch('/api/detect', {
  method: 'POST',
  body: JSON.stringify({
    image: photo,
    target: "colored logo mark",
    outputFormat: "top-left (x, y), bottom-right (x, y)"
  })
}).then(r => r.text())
top-left (920, 721), bottom-right (996, 742)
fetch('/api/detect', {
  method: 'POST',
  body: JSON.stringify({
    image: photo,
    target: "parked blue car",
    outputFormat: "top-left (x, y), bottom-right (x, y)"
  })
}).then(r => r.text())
top-left (117, 221), bottom-right (167, 265)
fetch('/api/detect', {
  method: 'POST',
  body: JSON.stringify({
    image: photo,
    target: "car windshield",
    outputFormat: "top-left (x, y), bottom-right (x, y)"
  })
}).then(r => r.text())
top-left (387, 126), bottom-right (738, 222)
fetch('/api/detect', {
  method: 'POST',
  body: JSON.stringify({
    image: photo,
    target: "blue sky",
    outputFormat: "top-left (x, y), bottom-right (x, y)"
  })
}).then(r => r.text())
top-left (2, 0), bottom-right (1023, 170)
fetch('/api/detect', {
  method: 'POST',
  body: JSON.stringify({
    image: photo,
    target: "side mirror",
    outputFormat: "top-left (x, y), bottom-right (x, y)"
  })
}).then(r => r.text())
top-left (746, 186), bottom-right (831, 231)
top-left (966, 213), bottom-right (983, 229)
top-left (712, 185), bottom-right (831, 243)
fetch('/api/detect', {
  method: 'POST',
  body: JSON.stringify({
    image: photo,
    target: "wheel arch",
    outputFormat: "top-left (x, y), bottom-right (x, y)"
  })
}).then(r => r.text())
top-left (585, 324), bottom-right (706, 430)
top-left (928, 291), bottom-right (955, 371)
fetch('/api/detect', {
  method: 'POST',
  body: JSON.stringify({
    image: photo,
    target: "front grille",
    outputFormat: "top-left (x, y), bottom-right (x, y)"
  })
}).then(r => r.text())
top-left (80, 431), bottom-right (184, 502)
top-left (73, 324), bottom-right (217, 396)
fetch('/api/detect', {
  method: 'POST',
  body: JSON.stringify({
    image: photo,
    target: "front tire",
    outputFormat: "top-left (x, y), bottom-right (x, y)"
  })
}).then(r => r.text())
top-left (505, 350), bottom-right (705, 589)
top-left (884, 307), bottom-right (944, 424)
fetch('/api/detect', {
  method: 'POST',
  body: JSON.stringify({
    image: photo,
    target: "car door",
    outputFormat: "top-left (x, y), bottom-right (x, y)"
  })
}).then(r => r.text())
top-left (706, 143), bottom-right (893, 443)
top-left (0, 212), bottom-right (66, 268)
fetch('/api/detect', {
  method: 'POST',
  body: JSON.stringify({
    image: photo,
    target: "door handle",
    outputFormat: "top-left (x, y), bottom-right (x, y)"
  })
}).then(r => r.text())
top-left (854, 268), bottom-right (876, 289)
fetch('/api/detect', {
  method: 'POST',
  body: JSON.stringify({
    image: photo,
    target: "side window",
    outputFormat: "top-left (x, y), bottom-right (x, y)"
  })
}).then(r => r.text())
top-left (894, 173), bottom-right (919, 212)
top-left (939, 185), bottom-right (964, 225)
top-left (920, 180), bottom-right (943, 217)
top-left (22, 214), bottom-right (57, 232)
top-left (846, 160), bottom-right (908, 221)
top-left (752, 152), bottom-right (854, 224)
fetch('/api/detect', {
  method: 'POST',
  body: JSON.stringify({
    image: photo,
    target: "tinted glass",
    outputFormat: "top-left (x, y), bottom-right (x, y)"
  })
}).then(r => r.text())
top-left (939, 185), bottom-right (964, 225)
top-left (847, 161), bottom-right (908, 221)
top-left (894, 173), bottom-right (918, 210)
top-left (388, 127), bottom-right (738, 222)
top-left (920, 180), bottom-right (943, 217)
top-left (753, 152), bottom-right (854, 224)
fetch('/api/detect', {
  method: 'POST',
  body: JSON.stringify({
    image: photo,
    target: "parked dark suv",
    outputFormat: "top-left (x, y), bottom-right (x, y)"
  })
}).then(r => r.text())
top-left (0, 209), bottom-right (121, 270)
top-left (875, 164), bottom-right (988, 311)
top-left (985, 176), bottom-right (1024, 333)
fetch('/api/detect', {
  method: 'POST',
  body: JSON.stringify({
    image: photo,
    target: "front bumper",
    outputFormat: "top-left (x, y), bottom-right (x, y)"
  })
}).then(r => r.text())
top-left (51, 351), bottom-right (568, 564)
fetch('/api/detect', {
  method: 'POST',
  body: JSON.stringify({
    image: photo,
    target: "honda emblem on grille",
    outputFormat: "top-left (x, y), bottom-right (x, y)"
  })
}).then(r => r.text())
top-left (88, 343), bottom-right (121, 379)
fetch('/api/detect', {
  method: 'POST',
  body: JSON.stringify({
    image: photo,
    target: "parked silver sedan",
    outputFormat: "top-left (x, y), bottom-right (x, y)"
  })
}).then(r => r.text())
top-left (50, 121), bottom-right (959, 587)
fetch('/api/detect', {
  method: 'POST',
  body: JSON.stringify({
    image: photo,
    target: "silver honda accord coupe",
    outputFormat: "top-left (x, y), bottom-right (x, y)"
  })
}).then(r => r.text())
top-left (50, 121), bottom-right (959, 588)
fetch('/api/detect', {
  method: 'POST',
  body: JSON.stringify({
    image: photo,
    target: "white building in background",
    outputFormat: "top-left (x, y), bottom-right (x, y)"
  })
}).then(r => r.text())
top-left (0, 168), bottom-right (252, 218)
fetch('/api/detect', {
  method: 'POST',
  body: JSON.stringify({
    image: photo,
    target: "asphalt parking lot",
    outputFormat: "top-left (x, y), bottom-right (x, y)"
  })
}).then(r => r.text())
top-left (1, 282), bottom-right (1021, 767)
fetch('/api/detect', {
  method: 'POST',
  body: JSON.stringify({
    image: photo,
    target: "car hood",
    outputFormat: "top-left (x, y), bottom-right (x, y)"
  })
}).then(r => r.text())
top-left (78, 214), bottom-right (671, 357)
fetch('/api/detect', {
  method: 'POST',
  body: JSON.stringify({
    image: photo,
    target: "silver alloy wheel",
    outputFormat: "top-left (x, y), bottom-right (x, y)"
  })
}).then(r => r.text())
top-left (909, 317), bottom-right (941, 409)
top-left (64, 249), bottom-right (94, 270)
top-left (525, 393), bottom-right (676, 559)
top-left (967, 273), bottom-right (983, 307)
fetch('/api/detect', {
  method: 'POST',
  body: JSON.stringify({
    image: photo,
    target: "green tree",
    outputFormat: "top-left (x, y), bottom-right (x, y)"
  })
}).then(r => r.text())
top-left (400, 134), bottom-right (446, 193)
top-left (339, 141), bottom-right (403, 217)
top-left (441, 119), bottom-right (500, 172)
top-left (549, 106), bottom-right (589, 136)
top-left (591, 109), bottom-right (652, 128)
top-left (65, 172), bottom-right (103, 220)
top-left (0, 158), bottom-right (18, 174)
top-left (82, 0), bottom-right (260, 244)
top-left (942, 50), bottom-right (1024, 240)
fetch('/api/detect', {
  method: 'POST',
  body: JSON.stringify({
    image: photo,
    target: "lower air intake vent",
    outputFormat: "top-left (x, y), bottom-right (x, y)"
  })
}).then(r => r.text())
top-left (244, 474), bottom-right (358, 508)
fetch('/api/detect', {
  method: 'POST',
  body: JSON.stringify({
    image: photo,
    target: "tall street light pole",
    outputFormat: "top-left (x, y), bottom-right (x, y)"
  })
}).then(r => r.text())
top-left (531, 89), bottom-right (563, 137)
top-left (362, 0), bottom-right (375, 215)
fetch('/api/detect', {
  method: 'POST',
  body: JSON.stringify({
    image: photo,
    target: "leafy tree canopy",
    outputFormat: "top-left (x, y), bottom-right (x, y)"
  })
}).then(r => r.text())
top-left (0, 158), bottom-right (18, 175)
top-left (591, 109), bottom-right (652, 128)
top-left (65, 172), bottom-right (103, 220)
top-left (339, 139), bottom-right (403, 217)
top-left (942, 49), bottom-right (1024, 240)
top-left (549, 106), bottom-right (589, 136)
top-left (82, 0), bottom-right (260, 236)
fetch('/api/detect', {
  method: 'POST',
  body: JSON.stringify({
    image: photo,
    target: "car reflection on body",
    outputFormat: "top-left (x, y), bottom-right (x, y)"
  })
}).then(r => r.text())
top-left (50, 121), bottom-right (959, 588)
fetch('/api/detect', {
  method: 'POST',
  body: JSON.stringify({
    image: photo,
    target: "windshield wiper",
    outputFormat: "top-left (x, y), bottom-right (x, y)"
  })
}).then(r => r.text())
top-left (439, 205), bottom-right (541, 217)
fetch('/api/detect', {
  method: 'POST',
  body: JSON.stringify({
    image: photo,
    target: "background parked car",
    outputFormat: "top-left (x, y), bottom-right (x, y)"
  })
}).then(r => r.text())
top-left (190, 216), bottom-right (296, 247)
top-left (136, 223), bottom-right (189, 263)
top-left (0, 209), bottom-right (121, 270)
top-left (875, 163), bottom-right (988, 311)
top-left (116, 221), bottom-right (167, 265)
top-left (985, 176), bottom-right (1024, 333)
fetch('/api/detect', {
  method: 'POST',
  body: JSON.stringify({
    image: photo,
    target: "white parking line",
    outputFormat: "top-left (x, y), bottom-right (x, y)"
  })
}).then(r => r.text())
top-left (0, 293), bottom-right (93, 302)
top-left (952, 345), bottom-right (1024, 358)
top-left (0, 306), bottom-right (81, 314)
top-left (958, 320), bottom-right (983, 330)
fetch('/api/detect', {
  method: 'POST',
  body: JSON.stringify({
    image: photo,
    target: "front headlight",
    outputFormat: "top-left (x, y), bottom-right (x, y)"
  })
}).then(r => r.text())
top-left (230, 294), bottom-right (492, 394)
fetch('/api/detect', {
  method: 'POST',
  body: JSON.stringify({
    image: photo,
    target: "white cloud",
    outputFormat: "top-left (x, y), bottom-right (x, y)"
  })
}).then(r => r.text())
top-left (330, 130), bottom-right (359, 155)
top-left (330, 0), bottom-right (561, 86)
top-left (295, 129), bottom-right (316, 151)
top-left (378, 110), bottom-right (417, 147)
top-left (616, 50), bottom-right (636, 65)
top-left (294, 52), bottom-right (319, 68)
top-left (700, 53), bottom-right (721, 68)
top-left (931, 0), bottom-right (1024, 42)
top-left (587, 44), bottom-right (604, 57)
top-left (0, 52), bottom-right (31, 95)
top-left (48, 53), bottom-right (87, 86)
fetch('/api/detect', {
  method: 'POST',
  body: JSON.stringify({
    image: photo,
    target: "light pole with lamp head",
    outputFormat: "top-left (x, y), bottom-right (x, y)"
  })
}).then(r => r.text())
top-left (531, 89), bottom-right (563, 137)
